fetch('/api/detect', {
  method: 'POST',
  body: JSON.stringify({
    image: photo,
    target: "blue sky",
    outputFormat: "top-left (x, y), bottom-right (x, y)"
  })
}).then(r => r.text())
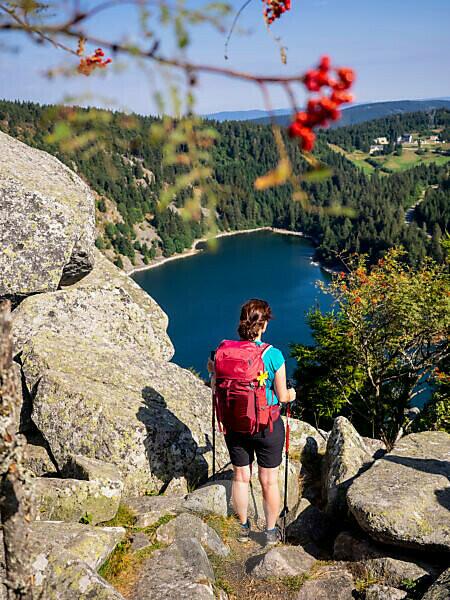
top-left (0, 0), bottom-right (449, 115)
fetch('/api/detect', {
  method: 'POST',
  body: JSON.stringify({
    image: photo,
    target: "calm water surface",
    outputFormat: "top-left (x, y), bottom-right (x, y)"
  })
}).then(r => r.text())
top-left (133, 231), bottom-right (332, 378)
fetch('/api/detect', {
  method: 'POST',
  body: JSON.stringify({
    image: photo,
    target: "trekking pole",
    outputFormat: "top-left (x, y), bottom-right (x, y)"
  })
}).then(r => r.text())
top-left (280, 380), bottom-right (293, 543)
top-left (212, 390), bottom-right (216, 481)
top-left (210, 350), bottom-right (216, 481)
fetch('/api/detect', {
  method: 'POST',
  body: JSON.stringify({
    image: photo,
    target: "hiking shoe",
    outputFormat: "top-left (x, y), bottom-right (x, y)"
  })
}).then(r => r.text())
top-left (238, 520), bottom-right (251, 543)
top-left (264, 526), bottom-right (281, 547)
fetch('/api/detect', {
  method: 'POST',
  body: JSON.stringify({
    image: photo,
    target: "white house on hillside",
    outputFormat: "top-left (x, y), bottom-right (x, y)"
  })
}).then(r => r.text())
top-left (374, 136), bottom-right (389, 145)
top-left (397, 134), bottom-right (413, 144)
top-left (369, 144), bottom-right (385, 155)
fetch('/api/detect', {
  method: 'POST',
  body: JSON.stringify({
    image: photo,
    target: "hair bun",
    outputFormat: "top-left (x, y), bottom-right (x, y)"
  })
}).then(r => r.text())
top-left (237, 299), bottom-right (273, 341)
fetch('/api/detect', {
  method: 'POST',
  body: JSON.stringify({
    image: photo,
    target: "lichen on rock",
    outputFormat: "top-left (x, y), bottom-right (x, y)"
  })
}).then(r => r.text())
top-left (324, 416), bottom-right (373, 516)
top-left (347, 431), bottom-right (450, 552)
top-left (0, 130), bottom-right (96, 302)
top-left (20, 329), bottom-right (228, 495)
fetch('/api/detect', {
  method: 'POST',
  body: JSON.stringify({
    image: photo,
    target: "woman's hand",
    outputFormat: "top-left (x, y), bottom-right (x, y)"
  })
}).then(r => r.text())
top-left (274, 363), bottom-right (296, 404)
top-left (207, 358), bottom-right (214, 374)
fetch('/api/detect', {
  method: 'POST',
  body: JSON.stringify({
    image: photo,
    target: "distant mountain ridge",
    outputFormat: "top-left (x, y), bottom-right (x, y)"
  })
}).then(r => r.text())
top-left (205, 99), bottom-right (450, 128)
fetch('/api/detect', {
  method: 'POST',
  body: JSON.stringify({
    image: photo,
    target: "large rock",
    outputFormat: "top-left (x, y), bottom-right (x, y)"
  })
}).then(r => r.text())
top-left (29, 521), bottom-right (125, 575)
top-left (287, 418), bottom-right (327, 464)
top-left (0, 130), bottom-right (95, 303)
top-left (183, 482), bottom-right (229, 517)
top-left (422, 568), bottom-right (450, 600)
top-left (249, 545), bottom-right (316, 578)
top-left (12, 255), bottom-right (173, 362)
top-left (71, 249), bottom-right (174, 361)
top-left (13, 286), bottom-right (160, 361)
top-left (32, 476), bottom-right (122, 525)
top-left (21, 330), bottom-right (228, 495)
top-left (334, 531), bottom-right (435, 587)
top-left (324, 416), bottom-right (373, 516)
top-left (347, 431), bottom-right (450, 552)
top-left (295, 564), bottom-right (354, 599)
top-left (133, 537), bottom-right (216, 600)
top-left (37, 554), bottom-right (126, 600)
top-left (156, 513), bottom-right (229, 556)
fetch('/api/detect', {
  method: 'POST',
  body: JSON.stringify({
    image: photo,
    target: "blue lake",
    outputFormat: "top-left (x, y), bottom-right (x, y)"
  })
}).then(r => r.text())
top-left (133, 230), bottom-right (332, 378)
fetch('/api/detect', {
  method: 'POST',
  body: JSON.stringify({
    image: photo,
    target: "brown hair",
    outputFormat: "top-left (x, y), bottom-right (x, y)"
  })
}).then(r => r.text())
top-left (238, 299), bottom-right (273, 341)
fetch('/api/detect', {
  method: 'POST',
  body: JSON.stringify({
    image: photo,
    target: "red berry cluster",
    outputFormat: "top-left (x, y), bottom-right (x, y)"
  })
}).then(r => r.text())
top-left (288, 56), bottom-right (355, 152)
top-left (78, 48), bottom-right (112, 76)
top-left (263, 0), bottom-right (291, 25)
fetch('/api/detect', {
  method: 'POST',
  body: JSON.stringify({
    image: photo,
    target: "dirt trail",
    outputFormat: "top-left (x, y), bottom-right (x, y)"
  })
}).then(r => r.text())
top-left (207, 518), bottom-right (306, 599)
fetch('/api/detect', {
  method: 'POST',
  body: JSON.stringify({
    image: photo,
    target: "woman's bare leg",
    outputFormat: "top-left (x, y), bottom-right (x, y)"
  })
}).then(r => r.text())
top-left (232, 465), bottom-right (251, 524)
top-left (258, 466), bottom-right (280, 530)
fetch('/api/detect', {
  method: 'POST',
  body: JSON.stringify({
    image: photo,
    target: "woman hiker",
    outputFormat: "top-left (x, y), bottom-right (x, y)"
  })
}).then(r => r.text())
top-left (208, 298), bottom-right (296, 546)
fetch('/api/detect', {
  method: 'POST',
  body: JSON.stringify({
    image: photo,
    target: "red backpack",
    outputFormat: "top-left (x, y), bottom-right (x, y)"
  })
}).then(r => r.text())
top-left (213, 340), bottom-right (280, 435)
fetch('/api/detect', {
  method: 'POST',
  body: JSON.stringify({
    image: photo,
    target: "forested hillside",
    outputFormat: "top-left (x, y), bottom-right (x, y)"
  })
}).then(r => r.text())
top-left (0, 99), bottom-right (448, 270)
top-left (323, 108), bottom-right (450, 152)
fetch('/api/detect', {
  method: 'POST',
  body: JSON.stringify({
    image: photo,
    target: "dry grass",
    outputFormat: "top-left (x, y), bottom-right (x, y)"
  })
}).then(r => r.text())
top-left (98, 512), bottom-right (176, 598)
top-left (100, 502), bottom-right (137, 528)
top-left (98, 537), bottom-right (165, 598)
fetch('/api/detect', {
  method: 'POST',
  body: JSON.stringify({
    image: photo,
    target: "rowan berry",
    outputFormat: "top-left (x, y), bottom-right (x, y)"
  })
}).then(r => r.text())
top-left (288, 56), bottom-right (355, 152)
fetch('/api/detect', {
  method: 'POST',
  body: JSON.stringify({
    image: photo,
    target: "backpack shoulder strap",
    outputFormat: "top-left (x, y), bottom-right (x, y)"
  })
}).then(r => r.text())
top-left (260, 343), bottom-right (272, 359)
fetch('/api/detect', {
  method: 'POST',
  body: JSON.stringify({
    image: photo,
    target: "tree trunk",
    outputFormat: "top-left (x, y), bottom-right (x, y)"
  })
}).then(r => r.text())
top-left (0, 301), bottom-right (34, 599)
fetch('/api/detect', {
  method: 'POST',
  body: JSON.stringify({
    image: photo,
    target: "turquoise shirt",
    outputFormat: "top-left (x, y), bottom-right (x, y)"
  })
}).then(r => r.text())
top-left (254, 341), bottom-right (285, 406)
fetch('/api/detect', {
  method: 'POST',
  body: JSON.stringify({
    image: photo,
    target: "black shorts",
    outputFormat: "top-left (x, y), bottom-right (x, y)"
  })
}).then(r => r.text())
top-left (224, 416), bottom-right (285, 469)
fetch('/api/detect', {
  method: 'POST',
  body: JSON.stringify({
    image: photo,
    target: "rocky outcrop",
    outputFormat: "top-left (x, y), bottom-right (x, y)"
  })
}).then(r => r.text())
top-left (347, 431), bottom-right (450, 552)
top-left (20, 330), bottom-right (227, 495)
top-left (324, 416), bottom-right (373, 516)
top-left (13, 251), bottom-right (173, 362)
top-left (422, 568), bottom-right (450, 600)
top-left (0, 130), bottom-right (96, 303)
top-left (133, 537), bottom-right (216, 600)
top-left (249, 545), bottom-right (316, 578)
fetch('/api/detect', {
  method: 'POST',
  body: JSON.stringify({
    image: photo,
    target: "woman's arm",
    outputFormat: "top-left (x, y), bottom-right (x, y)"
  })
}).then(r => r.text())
top-left (207, 358), bottom-right (216, 393)
top-left (274, 363), bottom-right (296, 404)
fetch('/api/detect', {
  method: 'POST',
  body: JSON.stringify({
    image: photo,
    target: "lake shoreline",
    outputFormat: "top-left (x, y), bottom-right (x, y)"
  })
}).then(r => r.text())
top-left (127, 226), bottom-right (339, 276)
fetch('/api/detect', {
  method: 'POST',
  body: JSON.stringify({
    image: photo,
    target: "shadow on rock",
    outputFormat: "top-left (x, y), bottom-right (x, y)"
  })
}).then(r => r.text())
top-left (137, 386), bottom-right (209, 491)
top-left (435, 487), bottom-right (450, 512)
top-left (383, 455), bottom-right (450, 479)
top-left (384, 455), bottom-right (450, 512)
